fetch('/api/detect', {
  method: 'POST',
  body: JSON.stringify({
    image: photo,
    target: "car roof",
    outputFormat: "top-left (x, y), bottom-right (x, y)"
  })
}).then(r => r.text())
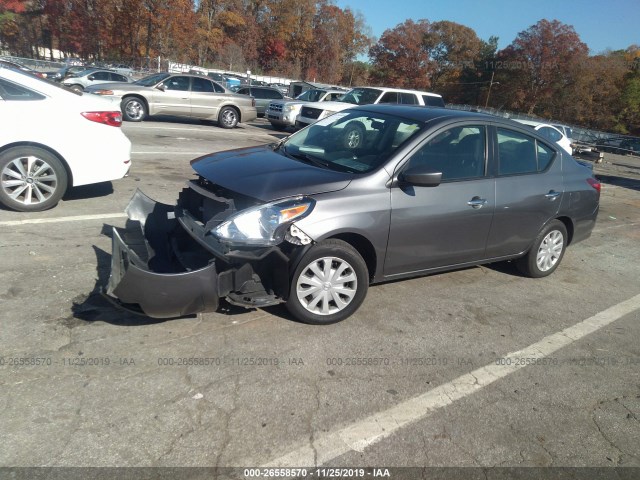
top-left (352, 86), bottom-right (443, 98)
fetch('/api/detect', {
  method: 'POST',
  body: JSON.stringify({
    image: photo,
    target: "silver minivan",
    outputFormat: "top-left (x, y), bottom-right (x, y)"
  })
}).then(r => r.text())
top-left (105, 105), bottom-right (600, 324)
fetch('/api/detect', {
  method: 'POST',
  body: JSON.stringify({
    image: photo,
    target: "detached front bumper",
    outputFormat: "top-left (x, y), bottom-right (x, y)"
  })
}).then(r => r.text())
top-left (105, 190), bottom-right (220, 318)
top-left (104, 189), bottom-right (298, 319)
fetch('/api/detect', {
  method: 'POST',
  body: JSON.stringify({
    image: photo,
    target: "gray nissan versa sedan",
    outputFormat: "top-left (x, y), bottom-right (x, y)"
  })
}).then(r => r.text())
top-left (105, 105), bottom-right (600, 324)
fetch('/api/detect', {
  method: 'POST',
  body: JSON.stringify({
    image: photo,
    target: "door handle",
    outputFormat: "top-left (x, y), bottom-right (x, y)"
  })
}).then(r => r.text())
top-left (545, 190), bottom-right (561, 201)
top-left (467, 197), bottom-right (487, 209)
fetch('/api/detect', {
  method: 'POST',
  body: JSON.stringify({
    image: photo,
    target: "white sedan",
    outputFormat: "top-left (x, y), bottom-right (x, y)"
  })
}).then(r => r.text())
top-left (0, 65), bottom-right (131, 212)
top-left (514, 119), bottom-right (573, 155)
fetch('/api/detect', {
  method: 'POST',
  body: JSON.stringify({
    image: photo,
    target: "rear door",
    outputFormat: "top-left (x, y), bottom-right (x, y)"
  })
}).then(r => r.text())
top-left (484, 126), bottom-right (563, 258)
top-left (190, 76), bottom-right (224, 119)
top-left (385, 123), bottom-right (495, 276)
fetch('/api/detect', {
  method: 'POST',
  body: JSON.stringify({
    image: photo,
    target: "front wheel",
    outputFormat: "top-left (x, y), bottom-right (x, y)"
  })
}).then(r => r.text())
top-left (122, 97), bottom-right (147, 122)
top-left (0, 147), bottom-right (68, 212)
top-left (68, 84), bottom-right (83, 93)
top-left (218, 106), bottom-right (239, 129)
top-left (286, 239), bottom-right (369, 324)
top-left (342, 121), bottom-right (366, 149)
top-left (516, 220), bottom-right (568, 278)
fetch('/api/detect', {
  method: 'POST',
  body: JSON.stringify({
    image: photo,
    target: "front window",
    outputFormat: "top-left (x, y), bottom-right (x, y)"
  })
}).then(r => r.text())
top-left (338, 88), bottom-right (383, 105)
top-left (280, 110), bottom-right (423, 173)
top-left (405, 126), bottom-right (487, 181)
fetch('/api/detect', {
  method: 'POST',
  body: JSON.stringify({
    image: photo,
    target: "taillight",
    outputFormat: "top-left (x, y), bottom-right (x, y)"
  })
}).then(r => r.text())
top-left (81, 111), bottom-right (122, 127)
top-left (587, 177), bottom-right (601, 194)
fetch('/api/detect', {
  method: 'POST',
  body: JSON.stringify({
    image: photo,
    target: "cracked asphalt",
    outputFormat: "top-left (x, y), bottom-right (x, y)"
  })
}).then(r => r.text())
top-left (0, 116), bottom-right (639, 476)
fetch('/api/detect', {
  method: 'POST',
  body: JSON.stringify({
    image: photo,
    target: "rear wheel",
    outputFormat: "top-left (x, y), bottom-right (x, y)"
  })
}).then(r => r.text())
top-left (218, 106), bottom-right (239, 129)
top-left (0, 147), bottom-right (68, 212)
top-left (516, 220), bottom-right (567, 277)
top-left (286, 239), bottom-right (369, 324)
top-left (122, 97), bottom-right (147, 122)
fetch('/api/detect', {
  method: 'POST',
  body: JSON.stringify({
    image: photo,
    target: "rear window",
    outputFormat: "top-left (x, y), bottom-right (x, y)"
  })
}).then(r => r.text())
top-left (422, 95), bottom-right (445, 107)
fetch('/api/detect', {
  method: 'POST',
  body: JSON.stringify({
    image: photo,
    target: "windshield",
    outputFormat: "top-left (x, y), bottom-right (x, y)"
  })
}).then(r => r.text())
top-left (280, 110), bottom-right (423, 173)
top-left (295, 89), bottom-right (327, 102)
top-left (338, 87), bottom-right (383, 105)
top-left (134, 72), bottom-right (170, 86)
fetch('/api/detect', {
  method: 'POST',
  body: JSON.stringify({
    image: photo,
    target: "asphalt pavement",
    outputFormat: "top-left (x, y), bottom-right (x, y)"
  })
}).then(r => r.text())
top-left (1, 117), bottom-right (639, 479)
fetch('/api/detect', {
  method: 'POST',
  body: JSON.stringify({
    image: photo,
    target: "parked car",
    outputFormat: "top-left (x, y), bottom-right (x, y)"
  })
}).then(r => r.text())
top-left (552, 123), bottom-right (575, 144)
top-left (269, 83), bottom-right (289, 96)
top-left (43, 64), bottom-right (89, 82)
top-left (85, 73), bottom-right (257, 128)
top-left (62, 68), bottom-right (133, 92)
top-left (513, 120), bottom-right (572, 155)
top-left (0, 65), bottom-right (131, 212)
top-left (112, 64), bottom-right (134, 76)
top-left (295, 86), bottom-right (445, 129)
top-left (104, 105), bottom-right (599, 324)
top-left (266, 88), bottom-right (346, 130)
top-left (0, 59), bottom-right (45, 78)
top-left (235, 86), bottom-right (289, 117)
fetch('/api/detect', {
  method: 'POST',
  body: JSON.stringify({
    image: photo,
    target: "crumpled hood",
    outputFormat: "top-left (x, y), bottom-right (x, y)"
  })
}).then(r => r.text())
top-left (191, 146), bottom-right (352, 201)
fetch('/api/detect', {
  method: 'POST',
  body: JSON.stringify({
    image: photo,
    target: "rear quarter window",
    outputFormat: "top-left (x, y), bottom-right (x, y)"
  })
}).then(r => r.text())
top-left (0, 78), bottom-right (45, 101)
top-left (422, 95), bottom-right (445, 107)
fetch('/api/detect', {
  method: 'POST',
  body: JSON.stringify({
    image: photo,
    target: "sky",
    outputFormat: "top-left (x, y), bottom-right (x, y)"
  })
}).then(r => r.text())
top-left (335, 0), bottom-right (640, 55)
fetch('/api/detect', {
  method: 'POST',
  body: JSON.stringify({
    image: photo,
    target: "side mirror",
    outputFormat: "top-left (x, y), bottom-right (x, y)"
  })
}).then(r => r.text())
top-left (398, 167), bottom-right (442, 187)
top-left (87, 75), bottom-right (95, 81)
top-left (156, 84), bottom-right (166, 92)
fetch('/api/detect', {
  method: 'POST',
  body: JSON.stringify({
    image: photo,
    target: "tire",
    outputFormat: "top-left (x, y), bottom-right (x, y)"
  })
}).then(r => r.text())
top-left (218, 106), bottom-right (239, 129)
top-left (342, 121), bottom-right (366, 149)
top-left (0, 146), bottom-right (68, 212)
top-left (516, 220), bottom-right (568, 278)
top-left (121, 97), bottom-right (147, 122)
top-left (68, 84), bottom-right (83, 93)
top-left (286, 239), bottom-right (369, 325)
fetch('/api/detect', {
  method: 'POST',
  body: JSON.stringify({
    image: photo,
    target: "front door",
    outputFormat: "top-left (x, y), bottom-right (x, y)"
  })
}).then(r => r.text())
top-left (153, 75), bottom-right (191, 116)
top-left (385, 125), bottom-right (495, 276)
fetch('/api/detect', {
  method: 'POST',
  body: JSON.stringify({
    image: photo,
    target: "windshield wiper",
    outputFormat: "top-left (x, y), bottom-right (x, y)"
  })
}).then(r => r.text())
top-left (282, 146), bottom-right (331, 169)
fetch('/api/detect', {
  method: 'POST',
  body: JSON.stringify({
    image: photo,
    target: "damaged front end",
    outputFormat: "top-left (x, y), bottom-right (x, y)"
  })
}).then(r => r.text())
top-left (104, 179), bottom-right (314, 318)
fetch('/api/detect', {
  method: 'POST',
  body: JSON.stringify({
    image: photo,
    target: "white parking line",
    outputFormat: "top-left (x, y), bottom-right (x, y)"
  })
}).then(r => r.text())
top-left (132, 151), bottom-right (207, 155)
top-left (261, 293), bottom-right (640, 467)
top-left (0, 213), bottom-right (126, 226)
top-left (124, 124), bottom-right (275, 138)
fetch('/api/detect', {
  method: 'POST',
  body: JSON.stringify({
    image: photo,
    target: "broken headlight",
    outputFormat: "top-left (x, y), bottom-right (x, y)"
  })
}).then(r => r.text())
top-left (212, 197), bottom-right (315, 245)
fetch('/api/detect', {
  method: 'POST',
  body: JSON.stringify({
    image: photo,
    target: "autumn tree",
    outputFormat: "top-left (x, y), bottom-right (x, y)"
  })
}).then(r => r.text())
top-left (369, 19), bottom-right (433, 90)
top-left (310, 4), bottom-right (370, 83)
top-left (494, 19), bottom-right (589, 115)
